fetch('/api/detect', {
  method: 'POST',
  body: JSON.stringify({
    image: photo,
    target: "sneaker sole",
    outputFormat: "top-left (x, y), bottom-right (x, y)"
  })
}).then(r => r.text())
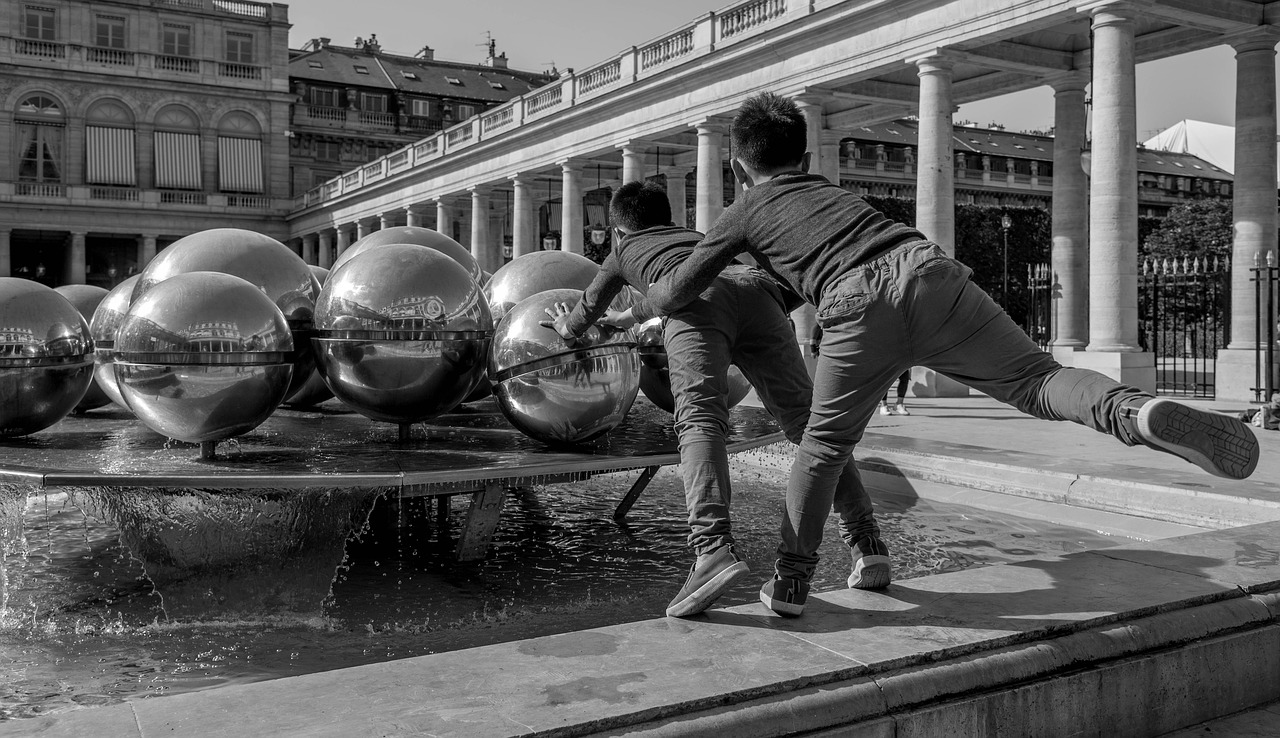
top-left (759, 589), bottom-right (805, 617)
top-left (848, 555), bottom-right (892, 590)
top-left (665, 561), bottom-right (749, 618)
top-left (1138, 399), bottom-right (1260, 479)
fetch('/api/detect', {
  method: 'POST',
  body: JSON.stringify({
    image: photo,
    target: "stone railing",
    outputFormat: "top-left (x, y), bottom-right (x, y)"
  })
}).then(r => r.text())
top-left (90, 186), bottom-right (139, 201)
top-left (295, 0), bottom-right (813, 213)
top-left (387, 150), bottom-right (410, 172)
top-left (16, 40), bottom-right (66, 58)
top-left (161, 0), bottom-right (272, 17)
top-left (86, 47), bottom-right (134, 65)
top-left (155, 54), bottom-right (199, 73)
top-left (218, 62), bottom-right (262, 80)
top-left (161, 190), bottom-right (207, 205)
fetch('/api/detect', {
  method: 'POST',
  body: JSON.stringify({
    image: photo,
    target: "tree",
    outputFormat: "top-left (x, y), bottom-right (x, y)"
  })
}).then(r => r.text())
top-left (1141, 199), bottom-right (1233, 261)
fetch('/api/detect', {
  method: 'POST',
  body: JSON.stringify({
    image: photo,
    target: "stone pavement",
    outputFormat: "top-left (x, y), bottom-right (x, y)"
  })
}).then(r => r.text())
top-left (9, 393), bottom-right (1280, 737)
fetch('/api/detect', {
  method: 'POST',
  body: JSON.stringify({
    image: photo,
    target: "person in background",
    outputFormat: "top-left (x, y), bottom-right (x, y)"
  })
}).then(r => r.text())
top-left (879, 370), bottom-right (911, 416)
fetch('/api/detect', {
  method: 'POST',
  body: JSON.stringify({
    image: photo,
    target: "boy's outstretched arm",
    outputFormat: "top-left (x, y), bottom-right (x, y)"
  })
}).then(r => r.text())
top-left (541, 253), bottom-right (629, 340)
top-left (635, 217), bottom-right (749, 317)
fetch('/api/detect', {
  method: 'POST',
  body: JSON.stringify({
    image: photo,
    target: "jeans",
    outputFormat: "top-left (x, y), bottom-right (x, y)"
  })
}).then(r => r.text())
top-left (665, 265), bottom-right (880, 557)
top-left (780, 240), bottom-right (1151, 581)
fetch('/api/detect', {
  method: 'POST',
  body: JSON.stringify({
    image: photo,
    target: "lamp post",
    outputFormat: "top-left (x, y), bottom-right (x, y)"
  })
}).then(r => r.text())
top-left (1000, 213), bottom-right (1013, 308)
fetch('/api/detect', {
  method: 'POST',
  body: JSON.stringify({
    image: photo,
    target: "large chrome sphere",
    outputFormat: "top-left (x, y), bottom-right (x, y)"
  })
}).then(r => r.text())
top-left (314, 244), bottom-right (491, 424)
top-left (332, 226), bottom-right (480, 283)
top-left (114, 272), bottom-right (294, 444)
top-left (635, 317), bottom-right (753, 413)
top-left (89, 275), bottom-right (140, 410)
top-left (484, 251), bottom-right (600, 325)
top-left (133, 228), bottom-right (320, 397)
top-left (490, 288), bottom-right (640, 445)
top-left (55, 284), bottom-right (112, 412)
top-left (0, 278), bottom-right (95, 436)
top-left (284, 266), bottom-right (335, 408)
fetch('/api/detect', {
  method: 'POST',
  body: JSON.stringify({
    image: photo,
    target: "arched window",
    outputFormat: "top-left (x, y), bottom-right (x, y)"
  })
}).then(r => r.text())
top-left (16, 94), bottom-right (64, 183)
top-left (85, 99), bottom-right (136, 186)
top-left (153, 104), bottom-right (201, 190)
top-left (216, 111), bottom-right (263, 193)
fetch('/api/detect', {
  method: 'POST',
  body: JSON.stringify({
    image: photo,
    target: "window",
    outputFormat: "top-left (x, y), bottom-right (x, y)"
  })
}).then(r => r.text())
top-left (445, 76), bottom-right (462, 85)
top-left (401, 71), bottom-right (418, 80)
top-left (307, 60), bottom-right (323, 69)
top-left (456, 103), bottom-right (476, 119)
top-left (23, 6), bottom-right (56, 40)
top-left (162, 23), bottom-right (191, 56)
top-left (16, 95), bottom-right (64, 184)
top-left (225, 31), bottom-right (253, 64)
top-left (488, 81), bottom-right (504, 89)
top-left (361, 93), bottom-right (387, 113)
top-left (309, 87), bottom-right (338, 107)
top-left (354, 65), bottom-right (369, 74)
top-left (410, 98), bottom-right (433, 117)
top-left (315, 141), bottom-right (341, 162)
top-left (95, 15), bottom-right (125, 48)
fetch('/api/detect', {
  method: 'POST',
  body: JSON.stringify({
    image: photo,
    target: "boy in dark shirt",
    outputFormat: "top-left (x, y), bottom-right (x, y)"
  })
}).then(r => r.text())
top-left (639, 92), bottom-right (1261, 618)
top-left (544, 180), bottom-right (891, 618)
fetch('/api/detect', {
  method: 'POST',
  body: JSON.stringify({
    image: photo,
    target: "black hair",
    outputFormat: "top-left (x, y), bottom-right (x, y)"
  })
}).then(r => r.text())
top-left (608, 180), bottom-right (672, 231)
top-left (731, 92), bottom-right (807, 171)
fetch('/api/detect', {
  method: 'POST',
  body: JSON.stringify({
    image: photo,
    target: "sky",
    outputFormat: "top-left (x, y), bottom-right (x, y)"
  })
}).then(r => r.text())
top-left (290, 0), bottom-right (1253, 143)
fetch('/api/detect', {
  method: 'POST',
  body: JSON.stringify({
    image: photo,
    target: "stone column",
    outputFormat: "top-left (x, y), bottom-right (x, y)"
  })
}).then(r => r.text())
top-left (0, 229), bottom-right (10, 278)
top-left (621, 144), bottom-right (645, 185)
top-left (436, 199), bottom-right (454, 240)
top-left (1050, 72), bottom-right (1090, 362)
top-left (819, 130), bottom-right (843, 185)
top-left (665, 167), bottom-right (690, 229)
top-left (915, 55), bottom-right (955, 255)
top-left (302, 233), bottom-right (318, 265)
top-left (318, 230), bottom-right (333, 269)
top-left (470, 185), bottom-right (496, 273)
top-left (335, 224), bottom-right (352, 258)
top-left (511, 175), bottom-right (537, 259)
top-left (357, 219), bottom-right (373, 240)
top-left (66, 232), bottom-right (86, 285)
top-left (135, 123), bottom-right (155, 190)
top-left (694, 121), bottom-right (726, 233)
top-left (405, 205), bottom-right (422, 228)
top-left (913, 55), bottom-right (966, 396)
top-left (1219, 31), bottom-right (1280, 399)
top-left (560, 160), bottom-right (584, 254)
top-left (138, 233), bottom-right (157, 270)
top-left (1077, 4), bottom-right (1153, 390)
top-left (379, 212), bottom-right (394, 230)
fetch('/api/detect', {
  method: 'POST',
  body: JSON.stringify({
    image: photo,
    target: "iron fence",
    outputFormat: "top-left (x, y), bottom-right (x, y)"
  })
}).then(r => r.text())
top-left (1254, 252), bottom-right (1279, 403)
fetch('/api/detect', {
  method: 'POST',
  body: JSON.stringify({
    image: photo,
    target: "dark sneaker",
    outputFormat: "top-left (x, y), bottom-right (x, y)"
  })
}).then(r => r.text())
top-left (759, 576), bottom-right (809, 617)
top-left (1131, 398), bottom-right (1259, 479)
top-left (665, 545), bottom-right (749, 617)
top-left (847, 536), bottom-right (892, 590)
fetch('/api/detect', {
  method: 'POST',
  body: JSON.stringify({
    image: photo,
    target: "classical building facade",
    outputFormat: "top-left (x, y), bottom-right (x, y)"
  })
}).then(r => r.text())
top-left (0, 0), bottom-right (292, 290)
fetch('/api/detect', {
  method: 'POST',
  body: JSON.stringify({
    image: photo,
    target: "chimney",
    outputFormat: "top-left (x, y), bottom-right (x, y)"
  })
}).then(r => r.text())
top-left (417, 45), bottom-right (434, 61)
top-left (487, 51), bottom-right (508, 69)
top-left (365, 34), bottom-right (381, 53)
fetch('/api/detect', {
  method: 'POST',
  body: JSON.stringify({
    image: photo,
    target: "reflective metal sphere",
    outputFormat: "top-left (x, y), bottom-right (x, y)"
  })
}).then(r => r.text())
top-left (332, 226), bottom-right (480, 283)
top-left (89, 275), bottom-right (140, 410)
top-left (635, 318), bottom-right (753, 413)
top-left (313, 244), bottom-right (491, 424)
top-left (55, 284), bottom-right (112, 411)
top-left (490, 288), bottom-right (639, 445)
top-left (115, 272), bottom-right (294, 444)
top-left (484, 250), bottom-right (601, 324)
top-left (0, 278), bottom-right (95, 436)
top-left (284, 266), bottom-right (335, 408)
top-left (134, 228), bottom-right (320, 396)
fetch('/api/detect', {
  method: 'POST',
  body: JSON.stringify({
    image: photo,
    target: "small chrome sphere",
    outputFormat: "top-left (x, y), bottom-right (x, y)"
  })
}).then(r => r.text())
top-left (635, 318), bottom-right (753, 413)
top-left (114, 271), bottom-right (294, 444)
top-left (284, 266), bottom-right (335, 408)
top-left (314, 244), bottom-right (491, 424)
top-left (484, 250), bottom-right (600, 324)
top-left (55, 284), bottom-right (112, 412)
top-left (490, 288), bottom-right (640, 445)
top-left (0, 278), bottom-right (95, 436)
top-left (332, 226), bottom-right (480, 283)
top-left (89, 275), bottom-right (140, 410)
top-left (134, 228), bottom-right (319, 397)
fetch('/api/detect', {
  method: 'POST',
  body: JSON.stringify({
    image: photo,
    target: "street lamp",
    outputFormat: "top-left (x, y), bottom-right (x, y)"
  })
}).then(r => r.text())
top-left (1000, 213), bottom-right (1013, 307)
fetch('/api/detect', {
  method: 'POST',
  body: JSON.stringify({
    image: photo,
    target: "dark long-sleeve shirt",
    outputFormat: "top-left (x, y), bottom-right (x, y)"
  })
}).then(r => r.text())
top-left (636, 173), bottom-right (925, 317)
top-left (562, 225), bottom-right (705, 337)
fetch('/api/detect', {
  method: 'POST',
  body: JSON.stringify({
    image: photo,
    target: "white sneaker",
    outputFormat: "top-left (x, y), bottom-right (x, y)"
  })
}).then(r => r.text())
top-left (878, 404), bottom-right (892, 416)
top-left (894, 403), bottom-right (910, 416)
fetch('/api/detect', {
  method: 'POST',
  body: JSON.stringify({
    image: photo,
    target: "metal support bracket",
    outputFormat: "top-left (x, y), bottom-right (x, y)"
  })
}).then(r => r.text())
top-left (455, 483), bottom-right (506, 561)
top-left (613, 465), bottom-right (661, 521)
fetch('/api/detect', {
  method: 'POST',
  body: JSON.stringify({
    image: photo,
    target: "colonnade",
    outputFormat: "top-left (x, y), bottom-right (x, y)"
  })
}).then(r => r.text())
top-left (295, 3), bottom-right (1280, 399)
